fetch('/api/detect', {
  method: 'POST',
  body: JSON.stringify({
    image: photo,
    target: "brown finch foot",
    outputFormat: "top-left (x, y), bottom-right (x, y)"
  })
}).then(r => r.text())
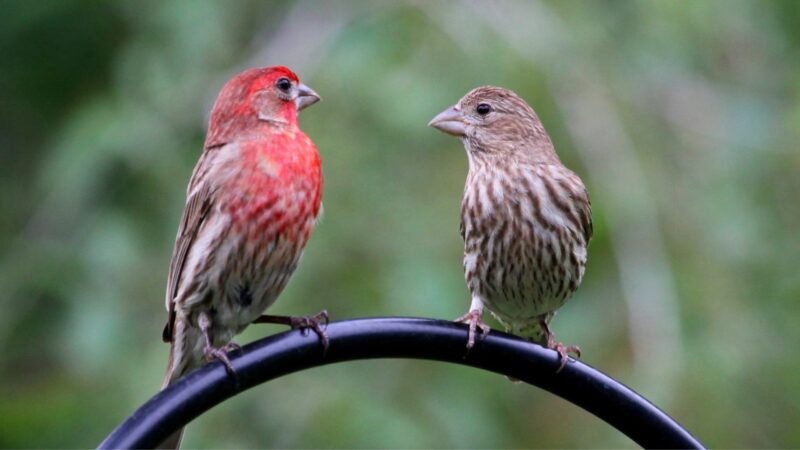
top-left (540, 318), bottom-right (580, 373)
top-left (455, 309), bottom-right (491, 351)
top-left (253, 310), bottom-right (330, 354)
top-left (547, 340), bottom-right (581, 373)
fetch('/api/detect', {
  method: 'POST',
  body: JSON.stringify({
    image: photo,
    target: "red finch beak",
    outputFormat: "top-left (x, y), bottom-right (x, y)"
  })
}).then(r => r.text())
top-left (428, 105), bottom-right (467, 136)
top-left (296, 83), bottom-right (321, 111)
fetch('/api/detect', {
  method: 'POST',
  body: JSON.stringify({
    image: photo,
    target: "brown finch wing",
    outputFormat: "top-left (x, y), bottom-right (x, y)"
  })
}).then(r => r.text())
top-left (566, 172), bottom-right (593, 244)
top-left (579, 187), bottom-right (593, 243)
top-left (512, 163), bottom-right (593, 245)
top-left (162, 177), bottom-right (216, 343)
top-left (550, 165), bottom-right (592, 244)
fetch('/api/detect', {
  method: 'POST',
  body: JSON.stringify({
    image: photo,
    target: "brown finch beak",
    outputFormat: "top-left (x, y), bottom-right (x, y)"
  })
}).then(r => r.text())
top-left (296, 83), bottom-right (321, 111)
top-left (428, 105), bottom-right (467, 136)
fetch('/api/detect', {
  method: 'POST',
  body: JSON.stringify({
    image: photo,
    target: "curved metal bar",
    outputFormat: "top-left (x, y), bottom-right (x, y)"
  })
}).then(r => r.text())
top-left (98, 317), bottom-right (704, 449)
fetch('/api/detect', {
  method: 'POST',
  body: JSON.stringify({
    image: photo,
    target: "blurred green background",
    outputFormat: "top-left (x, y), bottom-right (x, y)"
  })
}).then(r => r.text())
top-left (2, 0), bottom-right (799, 448)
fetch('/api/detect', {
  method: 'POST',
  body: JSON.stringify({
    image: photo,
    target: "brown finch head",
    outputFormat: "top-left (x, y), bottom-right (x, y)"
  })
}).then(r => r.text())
top-left (428, 86), bottom-right (558, 163)
top-left (205, 66), bottom-right (320, 148)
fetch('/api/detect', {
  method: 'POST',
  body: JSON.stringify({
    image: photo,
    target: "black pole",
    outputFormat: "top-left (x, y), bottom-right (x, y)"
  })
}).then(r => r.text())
top-left (98, 317), bottom-right (704, 449)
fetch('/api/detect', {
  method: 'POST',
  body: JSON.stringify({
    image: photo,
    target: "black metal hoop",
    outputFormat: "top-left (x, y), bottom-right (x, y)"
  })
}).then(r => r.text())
top-left (98, 317), bottom-right (704, 449)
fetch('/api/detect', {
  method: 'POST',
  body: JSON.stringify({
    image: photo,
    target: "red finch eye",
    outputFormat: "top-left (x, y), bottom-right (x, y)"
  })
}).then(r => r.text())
top-left (476, 103), bottom-right (492, 115)
top-left (276, 77), bottom-right (292, 92)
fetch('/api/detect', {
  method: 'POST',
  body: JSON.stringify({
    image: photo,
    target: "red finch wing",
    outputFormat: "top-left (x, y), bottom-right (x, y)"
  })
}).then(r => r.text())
top-left (162, 177), bottom-right (216, 343)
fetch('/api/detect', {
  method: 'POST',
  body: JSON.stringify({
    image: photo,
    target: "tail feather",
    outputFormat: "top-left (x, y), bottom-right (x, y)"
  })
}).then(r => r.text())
top-left (157, 428), bottom-right (185, 450)
top-left (162, 343), bottom-right (176, 390)
top-left (159, 343), bottom-right (186, 449)
top-left (516, 312), bottom-right (554, 345)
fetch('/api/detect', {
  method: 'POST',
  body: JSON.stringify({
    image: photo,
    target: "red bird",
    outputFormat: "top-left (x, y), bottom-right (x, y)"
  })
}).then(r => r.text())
top-left (160, 66), bottom-right (323, 447)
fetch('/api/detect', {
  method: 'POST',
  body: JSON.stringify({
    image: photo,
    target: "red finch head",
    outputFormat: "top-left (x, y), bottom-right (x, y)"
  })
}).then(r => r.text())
top-left (428, 86), bottom-right (558, 164)
top-left (205, 66), bottom-right (320, 148)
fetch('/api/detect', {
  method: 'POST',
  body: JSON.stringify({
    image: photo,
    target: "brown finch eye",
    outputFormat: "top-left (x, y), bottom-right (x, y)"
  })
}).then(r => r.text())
top-left (476, 103), bottom-right (492, 115)
top-left (276, 77), bottom-right (292, 92)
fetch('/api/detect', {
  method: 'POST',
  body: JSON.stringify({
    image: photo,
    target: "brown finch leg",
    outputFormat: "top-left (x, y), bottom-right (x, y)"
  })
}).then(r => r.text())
top-left (455, 309), bottom-right (491, 351)
top-left (539, 317), bottom-right (581, 373)
top-left (198, 312), bottom-right (237, 376)
top-left (253, 309), bottom-right (329, 353)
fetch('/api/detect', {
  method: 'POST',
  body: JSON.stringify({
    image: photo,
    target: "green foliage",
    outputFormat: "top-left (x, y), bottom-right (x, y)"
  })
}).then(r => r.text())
top-left (1, 0), bottom-right (798, 447)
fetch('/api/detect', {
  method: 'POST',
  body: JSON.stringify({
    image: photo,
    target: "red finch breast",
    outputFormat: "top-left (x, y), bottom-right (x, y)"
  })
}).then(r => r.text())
top-left (429, 86), bottom-right (592, 372)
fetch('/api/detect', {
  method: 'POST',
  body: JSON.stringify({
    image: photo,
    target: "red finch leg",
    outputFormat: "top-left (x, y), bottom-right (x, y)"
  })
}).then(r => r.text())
top-left (253, 310), bottom-right (329, 353)
top-left (222, 342), bottom-right (242, 352)
top-left (198, 311), bottom-right (237, 376)
top-left (539, 316), bottom-right (581, 373)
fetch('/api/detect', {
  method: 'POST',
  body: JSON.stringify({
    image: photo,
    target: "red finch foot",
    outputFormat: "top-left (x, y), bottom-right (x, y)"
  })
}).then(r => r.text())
top-left (222, 342), bottom-right (242, 353)
top-left (253, 309), bottom-right (329, 353)
top-left (199, 312), bottom-right (238, 376)
top-left (455, 309), bottom-right (491, 351)
top-left (540, 318), bottom-right (581, 373)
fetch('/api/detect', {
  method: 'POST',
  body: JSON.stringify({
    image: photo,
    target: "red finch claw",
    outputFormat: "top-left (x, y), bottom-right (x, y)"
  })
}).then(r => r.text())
top-left (204, 345), bottom-right (237, 376)
top-left (254, 310), bottom-right (330, 354)
top-left (198, 312), bottom-right (239, 377)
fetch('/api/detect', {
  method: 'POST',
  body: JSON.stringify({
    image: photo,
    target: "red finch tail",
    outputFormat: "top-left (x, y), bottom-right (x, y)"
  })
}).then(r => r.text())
top-left (156, 428), bottom-right (184, 450)
top-left (158, 344), bottom-right (186, 449)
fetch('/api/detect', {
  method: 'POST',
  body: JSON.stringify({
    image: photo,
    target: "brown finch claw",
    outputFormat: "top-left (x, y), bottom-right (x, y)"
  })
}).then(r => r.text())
top-left (540, 318), bottom-right (580, 372)
top-left (254, 310), bottom-right (330, 355)
top-left (549, 341), bottom-right (581, 373)
top-left (455, 309), bottom-right (491, 351)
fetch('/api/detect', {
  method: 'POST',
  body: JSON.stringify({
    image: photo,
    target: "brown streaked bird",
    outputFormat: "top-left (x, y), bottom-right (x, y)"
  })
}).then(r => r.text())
top-left (428, 86), bottom-right (592, 371)
top-left (159, 66), bottom-right (325, 448)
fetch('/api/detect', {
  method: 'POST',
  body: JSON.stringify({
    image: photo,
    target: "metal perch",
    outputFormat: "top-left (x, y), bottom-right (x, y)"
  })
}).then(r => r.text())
top-left (98, 317), bottom-right (704, 449)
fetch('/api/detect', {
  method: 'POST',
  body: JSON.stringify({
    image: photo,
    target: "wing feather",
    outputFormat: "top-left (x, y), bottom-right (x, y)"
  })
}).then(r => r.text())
top-left (512, 162), bottom-right (593, 245)
top-left (162, 152), bottom-right (218, 342)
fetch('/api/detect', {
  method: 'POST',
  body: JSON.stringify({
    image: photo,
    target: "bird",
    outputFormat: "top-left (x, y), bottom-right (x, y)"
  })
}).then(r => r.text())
top-left (428, 86), bottom-right (592, 372)
top-left (159, 66), bottom-right (324, 448)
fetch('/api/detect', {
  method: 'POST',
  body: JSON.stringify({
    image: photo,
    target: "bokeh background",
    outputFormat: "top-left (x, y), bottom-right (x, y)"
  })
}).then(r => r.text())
top-left (2, 0), bottom-right (799, 447)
